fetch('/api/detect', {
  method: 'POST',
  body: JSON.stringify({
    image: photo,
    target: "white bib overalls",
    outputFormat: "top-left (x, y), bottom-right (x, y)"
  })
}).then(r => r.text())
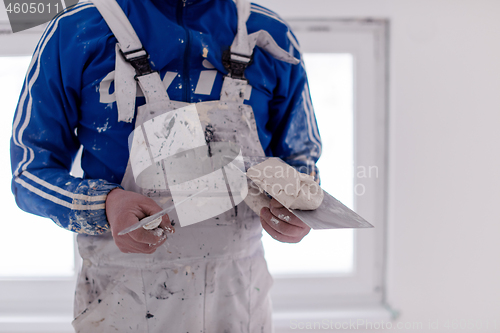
top-left (72, 0), bottom-right (298, 331)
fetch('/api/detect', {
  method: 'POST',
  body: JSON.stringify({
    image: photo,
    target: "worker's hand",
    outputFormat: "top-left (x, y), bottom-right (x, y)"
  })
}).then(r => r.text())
top-left (105, 188), bottom-right (174, 254)
top-left (260, 198), bottom-right (310, 243)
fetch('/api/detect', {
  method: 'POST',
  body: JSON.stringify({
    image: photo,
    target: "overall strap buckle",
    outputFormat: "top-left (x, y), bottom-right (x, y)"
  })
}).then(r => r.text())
top-left (223, 49), bottom-right (253, 80)
top-left (120, 48), bottom-right (156, 80)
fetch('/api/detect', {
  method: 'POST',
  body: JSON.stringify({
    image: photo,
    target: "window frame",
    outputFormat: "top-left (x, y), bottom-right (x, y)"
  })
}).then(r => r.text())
top-left (268, 18), bottom-right (391, 325)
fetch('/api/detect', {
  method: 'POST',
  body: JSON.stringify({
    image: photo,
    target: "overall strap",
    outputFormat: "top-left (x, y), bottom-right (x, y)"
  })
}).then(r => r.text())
top-left (229, 0), bottom-right (301, 67)
top-left (220, 0), bottom-right (252, 103)
top-left (228, 0), bottom-right (253, 76)
top-left (91, 0), bottom-right (142, 53)
top-left (221, 0), bottom-right (300, 103)
top-left (92, 0), bottom-right (168, 123)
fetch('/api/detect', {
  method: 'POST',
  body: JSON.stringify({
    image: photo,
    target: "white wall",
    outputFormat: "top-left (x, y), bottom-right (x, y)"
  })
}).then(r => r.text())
top-left (254, 0), bottom-right (500, 332)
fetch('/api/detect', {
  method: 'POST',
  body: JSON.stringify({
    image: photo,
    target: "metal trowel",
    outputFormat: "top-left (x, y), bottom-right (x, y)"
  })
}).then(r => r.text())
top-left (234, 156), bottom-right (373, 230)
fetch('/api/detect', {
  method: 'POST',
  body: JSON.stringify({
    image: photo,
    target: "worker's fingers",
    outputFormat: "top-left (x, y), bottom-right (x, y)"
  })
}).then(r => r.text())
top-left (106, 189), bottom-right (174, 254)
top-left (113, 226), bottom-right (165, 253)
top-left (260, 207), bottom-right (310, 243)
top-left (129, 227), bottom-right (164, 244)
top-left (131, 216), bottom-right (172, 250)
top-left (269, 198), bottom-right (309, 228)
top-left (148, 229), bottom-right (169, 247)
top-left (127, 214), bottom-right (171, 244)
top-left (118, 230), bottom-right (169, 254)
top-left (260, 208), bottom-right (305, 243)
top-left (110, 206), bottom-right (156, 243)
top-left (260, 207), bottom-right (306, 237)
top-left (128, 237), bottom-right (157, 254)
top-left (122, 224), bottom-right (171, 254)
top-left (114, 234), bottom-right (156, 254)
top-left (136, 194), bottom-right (164, 216)
top-left (159, 214), bottom-right (175, 234)
top-left (268, 199), bottom-right (306, 228)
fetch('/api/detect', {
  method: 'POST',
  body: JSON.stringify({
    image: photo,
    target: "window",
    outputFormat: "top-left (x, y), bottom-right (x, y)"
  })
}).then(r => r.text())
top-left (0, 56), bottom-right (76, 278)
top-left (262, 53), bottom-right (355, 276)
top-left (266, 19), bottom-right (390, 328)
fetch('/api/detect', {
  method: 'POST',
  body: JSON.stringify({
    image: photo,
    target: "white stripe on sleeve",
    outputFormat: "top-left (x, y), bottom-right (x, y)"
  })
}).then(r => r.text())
top-left (15, 178), bottom-right (106, 211)
top-left (23, 171), bottom-right (108, 202)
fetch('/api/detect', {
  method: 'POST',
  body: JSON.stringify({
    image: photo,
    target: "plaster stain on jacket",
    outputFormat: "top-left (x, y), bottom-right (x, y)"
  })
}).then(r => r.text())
top-left (97, 119), bottom-right (110, 133)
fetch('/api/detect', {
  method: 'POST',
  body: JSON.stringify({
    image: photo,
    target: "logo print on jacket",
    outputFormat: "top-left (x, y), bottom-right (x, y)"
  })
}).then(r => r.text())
top-left (99, 60), bottom-right (252, 103)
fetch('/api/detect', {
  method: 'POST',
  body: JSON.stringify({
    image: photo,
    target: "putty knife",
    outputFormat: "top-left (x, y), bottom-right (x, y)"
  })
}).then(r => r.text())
top-left (118, 187), bottom-right (209, 235)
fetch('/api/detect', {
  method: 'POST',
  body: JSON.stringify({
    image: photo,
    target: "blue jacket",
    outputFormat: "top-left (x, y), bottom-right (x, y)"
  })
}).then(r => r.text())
top-left (10, 0), bottom-right (322, 235)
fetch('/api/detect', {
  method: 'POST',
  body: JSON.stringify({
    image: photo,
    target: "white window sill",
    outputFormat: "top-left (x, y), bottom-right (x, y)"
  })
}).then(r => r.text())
top-left (0, 315), bottom-right (74, 333)
top-left (0, 304), bottom-right (397, 333)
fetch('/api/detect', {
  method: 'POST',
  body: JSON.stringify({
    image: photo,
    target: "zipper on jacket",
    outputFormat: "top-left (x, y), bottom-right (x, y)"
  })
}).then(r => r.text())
top-left (177, 0), bottom-right (191, 102)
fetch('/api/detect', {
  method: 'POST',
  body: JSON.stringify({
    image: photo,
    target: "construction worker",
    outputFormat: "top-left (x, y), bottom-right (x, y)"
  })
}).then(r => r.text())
top-left (10, 0), bottom-right (322, 331)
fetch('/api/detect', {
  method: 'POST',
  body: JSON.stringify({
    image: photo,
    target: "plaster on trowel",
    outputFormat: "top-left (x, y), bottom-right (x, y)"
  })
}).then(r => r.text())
top-left (232, 156), bottom-right (373, 230)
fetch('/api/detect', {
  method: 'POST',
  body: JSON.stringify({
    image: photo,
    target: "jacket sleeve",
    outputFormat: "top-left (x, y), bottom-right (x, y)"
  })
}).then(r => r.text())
top-left (268, 30), bottom-right (322, 181)
top-left (10, 9), bottom-right (121, 235)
